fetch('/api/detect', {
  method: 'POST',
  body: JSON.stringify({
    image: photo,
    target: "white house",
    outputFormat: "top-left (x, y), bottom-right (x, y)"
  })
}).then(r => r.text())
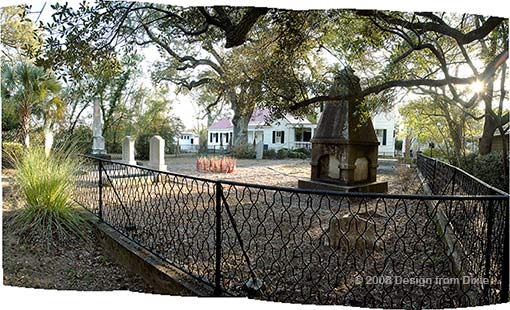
top-left (177, 131), bottom-right (200, 152)
top-left (372, 112), bottom-right (396, 156)
top-left (207, 108), bottom-right (396, 155)
top-left (207, 108), bottom-right (317, 151)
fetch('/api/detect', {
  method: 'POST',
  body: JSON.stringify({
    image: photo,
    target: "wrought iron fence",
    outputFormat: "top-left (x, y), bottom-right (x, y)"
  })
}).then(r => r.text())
top-left (416, 153), bottom-right (507, 196)
top-left (74, 155), bottom-right (509, 308)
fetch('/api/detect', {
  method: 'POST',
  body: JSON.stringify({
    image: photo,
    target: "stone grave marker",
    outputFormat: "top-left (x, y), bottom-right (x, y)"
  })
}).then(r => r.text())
top-left (148, 135), bottom-right (167, 171)
top-left (122, 136), bottom-right (137, 165)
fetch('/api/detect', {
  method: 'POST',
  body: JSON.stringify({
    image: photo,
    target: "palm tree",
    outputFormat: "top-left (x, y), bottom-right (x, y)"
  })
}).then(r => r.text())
top-left (1, 62), bottom-right (62, 148)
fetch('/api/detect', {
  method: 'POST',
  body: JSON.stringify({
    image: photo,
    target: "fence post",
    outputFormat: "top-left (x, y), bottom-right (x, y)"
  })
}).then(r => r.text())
top-left (214, 181), bottom-right (222, 296)
top-left (502, 200), bottom-right (509, 303)
top-left (451, 169), bottom-right (457, 196)
top-left (433, 158), bottom-right (437, 193)
top-left (484, 199), bottom-right (494, 303)
top-left (98, 159), bottom-right (103, 221)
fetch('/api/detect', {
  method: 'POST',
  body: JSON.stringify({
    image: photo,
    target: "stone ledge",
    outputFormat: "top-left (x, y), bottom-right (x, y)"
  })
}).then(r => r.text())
top-left (298, 179), bottom-right (388, 193)
top-left (86, 215), bottom-right (215, 296)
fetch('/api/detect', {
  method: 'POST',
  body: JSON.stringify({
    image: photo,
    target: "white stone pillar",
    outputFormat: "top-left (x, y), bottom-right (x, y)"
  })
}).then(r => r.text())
top-left (91, 99), bottom-right (106, 155)
top-left (255, 141), bottom-right (264, 160)
top-left (122, 136), bottom-right (136, 165)
top-left (148, 135), bottom-right (167, 171)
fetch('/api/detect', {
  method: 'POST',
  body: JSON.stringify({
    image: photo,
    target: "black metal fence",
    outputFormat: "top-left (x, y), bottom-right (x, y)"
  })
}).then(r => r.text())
top-left (417, 153), bottom-right (507, 196)
top-left (74, 155), bottom-right (509, 308)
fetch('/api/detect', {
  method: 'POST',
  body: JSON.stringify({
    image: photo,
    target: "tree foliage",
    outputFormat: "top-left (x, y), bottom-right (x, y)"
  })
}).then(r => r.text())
top-left (0, 5), bottom-right (44, 62)
top-left (399, 96), bottom-right (482, 162)
top-left (40, 3), bottom-right (508, 156)
top-left (1, 62), bottom-right (62, 147)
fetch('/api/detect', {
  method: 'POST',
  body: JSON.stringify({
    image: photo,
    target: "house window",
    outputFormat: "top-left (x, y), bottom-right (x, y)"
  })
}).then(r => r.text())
top-left (210, 133), bottom-right (219, 143)
top-left (272, 130), bottom-right (285, 144)
top-left (375, 129), bottom-right (387, 146)
top-left (225, 133), bottom-right (229, 143)
top-left (295, 128), bottom-right (312, 142)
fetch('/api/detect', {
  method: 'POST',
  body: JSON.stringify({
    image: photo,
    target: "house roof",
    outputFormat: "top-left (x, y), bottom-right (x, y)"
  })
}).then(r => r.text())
top-left (208, 118), bottom-right (233, 130)
top-left (180, 130), bottom-right (198, 135)
top-left (208, 108), bottom-right (311, 130)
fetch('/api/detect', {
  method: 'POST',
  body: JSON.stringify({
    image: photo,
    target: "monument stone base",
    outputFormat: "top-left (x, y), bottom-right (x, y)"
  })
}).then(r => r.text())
top-left (298, 179), bottom-right (388, 193)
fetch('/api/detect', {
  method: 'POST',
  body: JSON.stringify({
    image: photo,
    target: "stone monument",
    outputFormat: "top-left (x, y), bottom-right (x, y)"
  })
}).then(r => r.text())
top-left (91, 99), bottom-right (108, 157)
top-left (148, 135), bottom-right (167, 171)
top-left (122, 136), bottom-right (137, 165)
top-left (255, 141), bottom-right (264, 160)
top-left (298, 67), bottom-right (388, 193)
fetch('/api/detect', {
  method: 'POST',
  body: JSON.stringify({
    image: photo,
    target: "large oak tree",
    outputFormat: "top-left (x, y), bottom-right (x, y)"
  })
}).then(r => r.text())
top-left (41, 2), bottom-right (508, 153)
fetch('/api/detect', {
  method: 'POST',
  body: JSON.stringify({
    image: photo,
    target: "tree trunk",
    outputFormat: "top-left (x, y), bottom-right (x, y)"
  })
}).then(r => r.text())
top-left (44, 123), bottom-right (54, 157)
top-left (232, 111), bottom-right (251, 146)
top-left (19, 103), bottom-right (31, 148)
top-left (479, 102), bottom-right (498, 155)
top-left (447, 121), bottom-right (464, 165)
top-left (404, 133), bottom-right (412, 158)
top-left (478, 72), bottom-right (504, 155)
top-left (230, 93), bottom-right (256, 147)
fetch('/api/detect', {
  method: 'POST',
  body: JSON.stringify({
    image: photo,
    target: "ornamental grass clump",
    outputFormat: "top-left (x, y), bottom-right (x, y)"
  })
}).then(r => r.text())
top-left (12, 146), bottom-right (88, 245)
top-left (196, 156), bottom-right (236, 173)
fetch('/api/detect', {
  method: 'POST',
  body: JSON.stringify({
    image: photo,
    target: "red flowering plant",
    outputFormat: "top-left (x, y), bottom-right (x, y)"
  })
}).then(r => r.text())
top-left (196, 156), bottom-right (236, 173)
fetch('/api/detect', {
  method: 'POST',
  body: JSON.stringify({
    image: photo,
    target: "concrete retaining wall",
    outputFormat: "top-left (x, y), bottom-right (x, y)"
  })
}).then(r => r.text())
top-left (87, 216), bottom-right (215, 296)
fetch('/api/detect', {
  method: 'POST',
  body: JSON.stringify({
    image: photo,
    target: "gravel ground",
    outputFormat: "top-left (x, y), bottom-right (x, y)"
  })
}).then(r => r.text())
top-left (74, 157), bottom-right (477, 308)
top-left (134, 156), bottom-right (399, 190)
top-left (2, 169), bottom-right (154, 293)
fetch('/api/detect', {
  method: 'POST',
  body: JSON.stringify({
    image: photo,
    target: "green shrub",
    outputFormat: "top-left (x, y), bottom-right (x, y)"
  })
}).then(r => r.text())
top-left (135, 133), bottom-right (151, 160)
top-left (288, 150), bottom-right (305, 159)
top-left (288, 150), bottom-right (300, 158)
top-left (295, 147), bottom-right (312, 157)
top-left (263, 148), bottom-right (310, 160)
top-left (54, 125), bottom-right (92, 154)
top-left (422, 148), bottom-right (444, 158)
top-left (2, 129), bottom-right (18, 142)
top-left (399, 157), bottom-right (417, 165)
top-left (289, 147), bottom-right (311, 159)
top-left (231, 144), bottom-right (256, 159)
top-left (458, 152), bottom-right (509, 192)
top-left (107, 141), bottom-right (122, 154)
top-left (276, 148), bottom-right (289, 159)
top-left (135, 134), bottom-right (177, 159)
top-left (2, 141), bottom-right (23, 168)
top-left (12, 146), bottom-right (88, 245)
top-left (263, 149), bottom-right (277, 159)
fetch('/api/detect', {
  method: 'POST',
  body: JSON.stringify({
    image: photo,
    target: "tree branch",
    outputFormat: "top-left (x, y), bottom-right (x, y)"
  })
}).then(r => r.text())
top-left (198, 7), bottom-right (269, 48)
top-left (362, 11), bottom-right (505, 45)
top-left (142, 24), bottom-right (224, 75)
